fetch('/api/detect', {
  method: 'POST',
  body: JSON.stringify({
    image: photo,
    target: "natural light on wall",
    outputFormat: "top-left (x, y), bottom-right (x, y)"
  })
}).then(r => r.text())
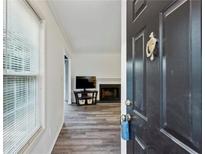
top-left (3, 0), bottom-right (40, 153)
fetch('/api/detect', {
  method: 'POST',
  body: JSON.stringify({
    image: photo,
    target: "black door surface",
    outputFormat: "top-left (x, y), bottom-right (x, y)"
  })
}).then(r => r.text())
top-left (126, 0), bottom-right (201, 153)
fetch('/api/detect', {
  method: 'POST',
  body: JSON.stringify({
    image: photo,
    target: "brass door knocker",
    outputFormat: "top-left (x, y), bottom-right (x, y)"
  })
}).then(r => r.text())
top-left (146, 32), bottom-right (157, 61)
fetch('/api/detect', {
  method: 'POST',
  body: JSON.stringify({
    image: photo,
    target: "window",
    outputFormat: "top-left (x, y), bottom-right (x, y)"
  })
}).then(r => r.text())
top-left (3, 0), bottom-right (41, 153)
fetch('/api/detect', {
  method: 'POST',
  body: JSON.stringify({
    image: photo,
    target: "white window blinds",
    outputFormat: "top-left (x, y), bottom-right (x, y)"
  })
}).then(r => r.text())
top-left (3, 0), bottom-right (41, 153)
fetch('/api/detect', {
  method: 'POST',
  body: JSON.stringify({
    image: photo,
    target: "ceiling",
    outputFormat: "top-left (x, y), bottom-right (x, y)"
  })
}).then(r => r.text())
top-left (48, 0), bottom-right (121, 53)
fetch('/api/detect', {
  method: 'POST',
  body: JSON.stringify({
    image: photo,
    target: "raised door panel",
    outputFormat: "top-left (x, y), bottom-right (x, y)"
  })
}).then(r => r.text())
top-left (133, 31), bottom-right (147, 117)
top-left (160, 0), bottom-right (201, 153)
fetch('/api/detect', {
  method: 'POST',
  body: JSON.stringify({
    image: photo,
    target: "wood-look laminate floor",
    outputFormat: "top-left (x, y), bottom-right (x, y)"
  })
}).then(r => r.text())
top-left (52, 103), bottom-right (121, 154)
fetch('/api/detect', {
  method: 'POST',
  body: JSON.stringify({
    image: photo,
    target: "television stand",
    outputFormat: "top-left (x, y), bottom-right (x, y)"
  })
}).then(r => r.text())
top-left (74, 90), bottom-right (98, 105)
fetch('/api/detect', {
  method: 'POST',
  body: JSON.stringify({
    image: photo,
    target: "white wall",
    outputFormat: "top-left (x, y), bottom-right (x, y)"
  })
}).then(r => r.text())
top-left (71, 53), bottom-right (121, 78)
top-left (71, 53), bottom-right (121, 101)
top-left (24, 0), bottom-right (73, 153)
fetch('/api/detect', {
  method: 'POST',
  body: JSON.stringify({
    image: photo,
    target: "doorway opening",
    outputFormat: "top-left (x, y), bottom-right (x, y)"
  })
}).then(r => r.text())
top-left (64, 55), bottom-right (69, 103)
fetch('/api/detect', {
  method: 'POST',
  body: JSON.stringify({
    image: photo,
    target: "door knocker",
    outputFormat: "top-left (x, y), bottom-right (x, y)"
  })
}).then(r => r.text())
top-left (146, 32), bottom-right (158, 61)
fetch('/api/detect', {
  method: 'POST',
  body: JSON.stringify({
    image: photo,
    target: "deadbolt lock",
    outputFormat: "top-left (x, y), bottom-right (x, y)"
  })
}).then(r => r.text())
top-left (125, 100), bottom-right (132, 106)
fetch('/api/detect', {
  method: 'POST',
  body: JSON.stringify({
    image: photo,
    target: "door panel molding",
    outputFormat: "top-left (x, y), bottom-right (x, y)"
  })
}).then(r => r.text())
top-left (164, 0), bottom-right (188, 17)
top-left (160, 128), bottom-right (198, 154)
top-left (132, 30), bottom-right (147, 116)
top-left (135, 136), bottom-right (146, 150)
top-left (133, 0), bottom-right (147, 21)
top-left (133, 110), bottom-right (148, 122)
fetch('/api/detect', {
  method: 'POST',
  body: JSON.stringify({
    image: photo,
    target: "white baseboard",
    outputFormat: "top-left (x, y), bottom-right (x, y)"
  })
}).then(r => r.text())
top-left (48, 120), bottom-right (64, 154)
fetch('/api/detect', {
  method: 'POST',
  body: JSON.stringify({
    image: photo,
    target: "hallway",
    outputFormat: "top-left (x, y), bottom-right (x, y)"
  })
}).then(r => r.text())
top-left (52, 103), bottom-right (121, 154)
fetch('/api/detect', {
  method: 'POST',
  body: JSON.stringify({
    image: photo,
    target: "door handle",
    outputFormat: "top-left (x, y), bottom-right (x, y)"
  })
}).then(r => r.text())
top-left (126, 114), bottom-right (131, 121)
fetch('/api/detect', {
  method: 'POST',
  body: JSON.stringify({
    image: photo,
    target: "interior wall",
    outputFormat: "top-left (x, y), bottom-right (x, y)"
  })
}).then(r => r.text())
top-left (25, 1), bottom-right (73, 153)
top-left (71, 53), bottom-right (121, 102)
top-left (71, 53), bottom-right (121, 78)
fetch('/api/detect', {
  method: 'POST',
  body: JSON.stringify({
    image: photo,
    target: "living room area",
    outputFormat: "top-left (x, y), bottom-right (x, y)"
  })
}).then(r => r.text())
top-left (52, 52), bottom-right (121, 153)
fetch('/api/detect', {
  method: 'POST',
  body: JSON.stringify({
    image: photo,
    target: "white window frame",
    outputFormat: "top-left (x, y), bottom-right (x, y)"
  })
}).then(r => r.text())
top-left (3, 0), bottom-right (46, 153)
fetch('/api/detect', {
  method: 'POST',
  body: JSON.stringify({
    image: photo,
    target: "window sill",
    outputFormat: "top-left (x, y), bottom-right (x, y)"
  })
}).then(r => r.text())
top-left (18, 127), bottom-right (45, 154)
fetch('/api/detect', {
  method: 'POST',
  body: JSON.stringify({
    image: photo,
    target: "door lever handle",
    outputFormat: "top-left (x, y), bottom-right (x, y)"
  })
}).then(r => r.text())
top-left (121, 114), bottom-right (131, 122)
top-left (126, 114), bottom-right (131, 121)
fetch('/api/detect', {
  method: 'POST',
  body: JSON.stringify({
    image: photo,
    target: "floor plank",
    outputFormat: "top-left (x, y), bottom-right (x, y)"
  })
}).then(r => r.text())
top-left (52, 103), bottom-right (121, 154)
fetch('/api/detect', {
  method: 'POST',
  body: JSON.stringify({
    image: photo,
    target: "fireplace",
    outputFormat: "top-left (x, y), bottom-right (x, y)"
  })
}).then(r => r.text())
top-left (99, 84), bottom-right (121, 102)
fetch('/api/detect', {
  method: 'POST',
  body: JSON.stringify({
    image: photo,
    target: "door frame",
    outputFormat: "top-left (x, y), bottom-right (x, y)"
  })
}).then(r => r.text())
top-left (64, 52), bottom-right (72, 105)
top-left (121, 0), bottom-right (127, 153)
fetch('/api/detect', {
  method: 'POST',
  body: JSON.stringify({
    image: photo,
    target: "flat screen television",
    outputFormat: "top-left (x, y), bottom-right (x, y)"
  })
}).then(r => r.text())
top-left (76, 76), bottom-right (96, 90)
